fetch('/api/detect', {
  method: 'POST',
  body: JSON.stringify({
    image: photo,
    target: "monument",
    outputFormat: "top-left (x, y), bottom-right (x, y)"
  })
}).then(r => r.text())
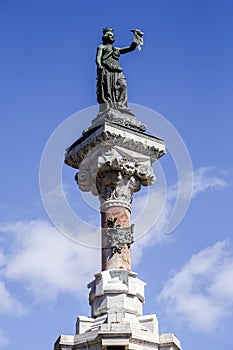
top-left (54, 28), bottom-right (182, 350)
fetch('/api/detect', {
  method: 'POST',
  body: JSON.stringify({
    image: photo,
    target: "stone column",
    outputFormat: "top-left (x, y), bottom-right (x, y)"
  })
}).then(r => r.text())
top-left (65, 121), bottom-right (166, 272)
top-left (96, 161), bottom-right (140, 270)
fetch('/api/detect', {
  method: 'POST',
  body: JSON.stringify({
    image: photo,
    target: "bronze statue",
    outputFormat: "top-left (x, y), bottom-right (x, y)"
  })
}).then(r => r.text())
top-left (96, 28), bottom-right (143, 115)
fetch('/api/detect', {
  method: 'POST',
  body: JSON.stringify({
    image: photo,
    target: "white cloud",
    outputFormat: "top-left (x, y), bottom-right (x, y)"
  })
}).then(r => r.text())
top-left (131, 167), bottom-right (228, 266)
top-left (0, 329), bottom-right (9, 348)
top-left (167, 166), bottom-right (228, 201)
top-left (132, 188), bottom-right (170, 265)
top-left (0, 219), bottom-right (99, 303)
top-left (0, 280), bottom-right (25, 316)
top-left (192, 167), bottom-right (228, 197)
top-left (158, 241), bottom-right (233, 332)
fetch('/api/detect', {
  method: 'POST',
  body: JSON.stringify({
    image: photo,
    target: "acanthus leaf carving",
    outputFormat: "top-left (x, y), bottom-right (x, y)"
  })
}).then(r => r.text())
top-left (74, 144), bottom-right (156, 204)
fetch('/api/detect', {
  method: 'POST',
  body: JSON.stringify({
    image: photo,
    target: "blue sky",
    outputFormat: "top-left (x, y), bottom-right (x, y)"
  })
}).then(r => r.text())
top-left (1, 0), bottom-right (233, 349)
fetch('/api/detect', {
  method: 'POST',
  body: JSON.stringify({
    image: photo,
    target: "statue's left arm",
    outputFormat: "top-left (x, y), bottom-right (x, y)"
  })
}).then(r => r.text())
top-left (119, 29), bottom-right (144, 54)
top-left (119, 42), bottom-right (137, 54)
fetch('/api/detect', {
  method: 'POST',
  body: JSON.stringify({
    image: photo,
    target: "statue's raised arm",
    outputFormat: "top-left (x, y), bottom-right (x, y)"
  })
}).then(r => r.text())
top-left (119, 29), bottom-right (144, 54)
top-left (96, 28), bottom-right (144, 116)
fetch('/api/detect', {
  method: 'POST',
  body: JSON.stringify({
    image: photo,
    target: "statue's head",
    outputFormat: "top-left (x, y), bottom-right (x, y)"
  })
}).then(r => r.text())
top-left (102, 27), bottom-right (115, 44)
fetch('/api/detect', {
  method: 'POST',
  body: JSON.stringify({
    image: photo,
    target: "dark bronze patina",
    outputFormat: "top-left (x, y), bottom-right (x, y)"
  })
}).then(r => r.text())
top-left (96, 27), bottom-right (143, 115)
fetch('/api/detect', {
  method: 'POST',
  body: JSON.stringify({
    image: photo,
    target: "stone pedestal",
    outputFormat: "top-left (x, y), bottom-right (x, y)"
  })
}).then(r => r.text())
top-left (89, 108), bottom-right (146, 133)
top-left (54, 269), bottom-right (182, 350)
top-left (88, 270), bottom-right (146, 321)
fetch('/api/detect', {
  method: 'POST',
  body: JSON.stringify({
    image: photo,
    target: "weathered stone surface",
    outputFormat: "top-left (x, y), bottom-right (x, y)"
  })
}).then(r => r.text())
top-left (101, 214), bottom-right (134, 270)
top-left (101, 207), bottom-right (130, 228)
top-left (102, 224), bottom-right (134, 248)
top-left (102, 244), bottom-right (131, 270)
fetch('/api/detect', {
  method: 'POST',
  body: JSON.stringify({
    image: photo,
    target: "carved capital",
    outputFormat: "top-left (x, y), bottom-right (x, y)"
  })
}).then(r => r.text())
top-left (95, 161), bottom-right (141, 211)
top-left (66, 122), bottom-right (165, 209)
top-left (75, 145), bottom-right (156, 207)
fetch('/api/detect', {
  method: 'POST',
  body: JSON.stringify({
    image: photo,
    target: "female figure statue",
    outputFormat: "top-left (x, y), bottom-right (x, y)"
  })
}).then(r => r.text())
top-left (96, 28), bottom-right (143, 115)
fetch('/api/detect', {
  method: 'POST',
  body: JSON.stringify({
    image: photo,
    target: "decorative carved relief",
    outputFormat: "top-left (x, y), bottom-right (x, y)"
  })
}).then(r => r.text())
top-left (96, 162), bottom-right (141, 210)
top-left (102, 217), bottom-right (134, 259)
top-left (65, 130), bottom-right (165, 170)
top-left (74, 144), bottom-right (156, 205)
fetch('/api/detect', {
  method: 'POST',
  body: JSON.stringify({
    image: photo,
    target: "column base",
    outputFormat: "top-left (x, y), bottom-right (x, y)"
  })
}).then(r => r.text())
top-left (54, 324), bottom-right (182, 350)
top-left (54, 270), bottom-right (182, 350)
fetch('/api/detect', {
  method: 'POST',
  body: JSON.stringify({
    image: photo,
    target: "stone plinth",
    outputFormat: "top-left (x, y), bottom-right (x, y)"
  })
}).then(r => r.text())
top-left (89, 108), bottom-right (147, 133)
top-left (88, 269), bottom-right (145, 320)
top-left (65, 121), bottom-right (165, 174)
top-left (55, 318), bottom-right (181, 350)
top-left (54, 269), bottom-right (182, 350)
